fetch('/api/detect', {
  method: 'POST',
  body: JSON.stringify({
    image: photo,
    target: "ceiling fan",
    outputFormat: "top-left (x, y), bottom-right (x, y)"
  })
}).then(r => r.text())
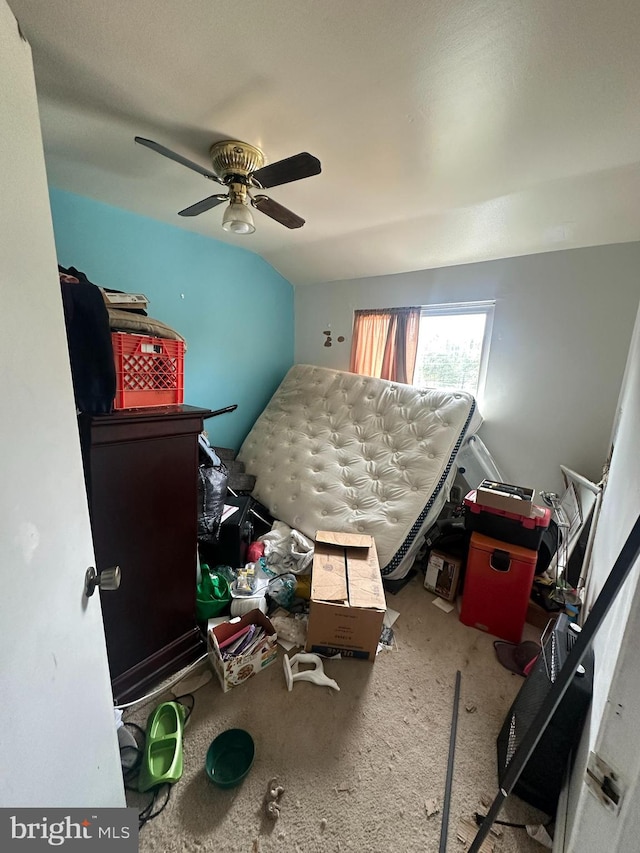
top-left (135, 136), bottom-right (321, 234)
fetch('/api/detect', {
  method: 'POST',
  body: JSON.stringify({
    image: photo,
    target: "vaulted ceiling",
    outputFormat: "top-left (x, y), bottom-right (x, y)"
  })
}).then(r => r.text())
top-left (9, 0), bottom-right (640, 285)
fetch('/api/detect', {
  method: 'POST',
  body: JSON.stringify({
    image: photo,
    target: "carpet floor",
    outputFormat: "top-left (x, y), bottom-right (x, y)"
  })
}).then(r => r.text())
top-left (126, 574), bottom-right (551, 852)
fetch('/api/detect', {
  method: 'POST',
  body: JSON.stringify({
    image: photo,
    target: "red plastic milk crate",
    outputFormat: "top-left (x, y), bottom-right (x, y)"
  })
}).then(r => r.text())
top-left (111, 332), bottom-right (185, 410)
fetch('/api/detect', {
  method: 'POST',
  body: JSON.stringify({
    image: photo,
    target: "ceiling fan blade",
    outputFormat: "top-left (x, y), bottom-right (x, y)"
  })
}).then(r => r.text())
top-left (135, 136), bottom-right (223, 183)
top-left (251, 152), bottom-right (321, 188)
top-left (178, 194), bottom-right (228, 217)
top-left (252, 195), bottom-right (305, 229)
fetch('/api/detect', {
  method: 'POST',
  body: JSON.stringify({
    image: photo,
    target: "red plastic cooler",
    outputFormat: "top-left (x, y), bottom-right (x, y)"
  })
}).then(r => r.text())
top-left (460, 532), bottom-right (538, 643)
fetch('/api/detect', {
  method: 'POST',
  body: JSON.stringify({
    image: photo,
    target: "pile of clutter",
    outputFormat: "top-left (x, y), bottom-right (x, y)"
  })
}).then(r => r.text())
top-left (196, 513), bottom-right (393, 694)
top-left (195, 519), bottom-right (315, 692)
top-left (196, 520), bottom-right (313, 622)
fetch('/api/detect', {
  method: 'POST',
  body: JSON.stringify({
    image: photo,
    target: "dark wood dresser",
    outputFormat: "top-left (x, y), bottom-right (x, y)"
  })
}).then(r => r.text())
top-left (79, 405), bottom-right (213, 703)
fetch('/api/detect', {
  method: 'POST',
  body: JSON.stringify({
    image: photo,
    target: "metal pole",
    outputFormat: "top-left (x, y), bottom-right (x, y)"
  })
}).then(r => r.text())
top-left (469, 512), bottom-right (640, 852)
top-left (439, 670), bottom-right (461, 853)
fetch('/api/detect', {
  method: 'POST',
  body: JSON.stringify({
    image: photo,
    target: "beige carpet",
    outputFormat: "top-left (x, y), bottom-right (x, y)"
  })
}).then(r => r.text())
top-left (126, 575), bottom-right (551, 853)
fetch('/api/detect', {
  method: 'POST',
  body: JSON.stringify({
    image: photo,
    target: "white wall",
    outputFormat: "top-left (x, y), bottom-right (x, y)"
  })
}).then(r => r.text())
top-left (295, 243), bottom-right (640, 494)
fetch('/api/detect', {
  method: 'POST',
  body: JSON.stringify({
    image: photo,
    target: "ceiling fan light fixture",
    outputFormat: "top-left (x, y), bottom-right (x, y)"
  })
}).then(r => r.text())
top-left (136, 136), bottom-right (320, 232)
top-left (222, 201), bottom-right (256, 234)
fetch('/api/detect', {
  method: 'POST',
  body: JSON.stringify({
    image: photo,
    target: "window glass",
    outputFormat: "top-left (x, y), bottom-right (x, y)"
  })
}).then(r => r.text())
top-left (413, 302), bottom-right (494, 398)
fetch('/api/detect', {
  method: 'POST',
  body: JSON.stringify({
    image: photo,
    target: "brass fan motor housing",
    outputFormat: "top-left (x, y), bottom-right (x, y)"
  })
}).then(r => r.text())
top-left (210, 140), bottom-right (265, 182)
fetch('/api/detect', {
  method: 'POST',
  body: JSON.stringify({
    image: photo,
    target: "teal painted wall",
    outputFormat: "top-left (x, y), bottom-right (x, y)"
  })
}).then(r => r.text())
top-left (49, 188), bottom-right (294, 449)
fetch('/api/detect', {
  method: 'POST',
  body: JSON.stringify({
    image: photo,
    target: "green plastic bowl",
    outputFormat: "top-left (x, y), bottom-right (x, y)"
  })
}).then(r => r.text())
top-left (205, 728), bottom-right (255, 789)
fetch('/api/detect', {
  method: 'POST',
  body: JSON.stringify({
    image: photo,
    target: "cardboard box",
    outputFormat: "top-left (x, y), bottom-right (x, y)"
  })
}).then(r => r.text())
top-left (526, 599), bottom-right (558, 632)
top-left (208, 609), bottom-right (278, 692)
top-left (101, 290), bottom-right (149, 308)
top-left (423, 550), bottom-right (463, 601)
top-left (476, 479), bottom-right (535, 517)
top-left (305, 531), bottom-right (386, 661)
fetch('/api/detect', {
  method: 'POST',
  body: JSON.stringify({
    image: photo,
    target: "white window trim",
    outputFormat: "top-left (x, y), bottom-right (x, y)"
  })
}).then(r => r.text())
top-left (417, 300), bottom-right (495, 402)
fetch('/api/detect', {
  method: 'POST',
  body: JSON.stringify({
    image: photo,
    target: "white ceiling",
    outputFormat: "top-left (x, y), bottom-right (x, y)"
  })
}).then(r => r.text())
top-left (9, 0), bottom-right (640, 285)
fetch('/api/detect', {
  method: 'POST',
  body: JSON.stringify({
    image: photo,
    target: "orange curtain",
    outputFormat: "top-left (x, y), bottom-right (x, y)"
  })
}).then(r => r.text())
top-left (349, 307), bottom-right (421, 383)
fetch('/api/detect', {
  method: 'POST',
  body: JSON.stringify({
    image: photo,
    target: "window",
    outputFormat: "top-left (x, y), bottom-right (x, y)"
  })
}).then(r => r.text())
top-left (412, 301), bottom-right (494, 399)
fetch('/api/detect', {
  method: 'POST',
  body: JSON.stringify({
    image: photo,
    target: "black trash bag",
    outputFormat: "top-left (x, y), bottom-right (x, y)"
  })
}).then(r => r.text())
top-left (423, 517), bottom-right (470, 561)
top-left (197, 436), bottom-right (228, 543)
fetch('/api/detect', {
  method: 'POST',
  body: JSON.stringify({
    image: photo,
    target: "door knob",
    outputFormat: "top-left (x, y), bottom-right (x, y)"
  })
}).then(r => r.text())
top-left (85, 565), bottom-right (121, 597)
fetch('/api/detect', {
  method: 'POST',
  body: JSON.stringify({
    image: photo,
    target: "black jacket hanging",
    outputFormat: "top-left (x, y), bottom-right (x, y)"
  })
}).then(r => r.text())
top-left (59, 265), bottom-right (116, 414)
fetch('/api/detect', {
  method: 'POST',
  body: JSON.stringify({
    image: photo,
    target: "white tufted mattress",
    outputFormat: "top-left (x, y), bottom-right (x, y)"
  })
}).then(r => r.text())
top-left (237, 365), bottom-right (483, 580)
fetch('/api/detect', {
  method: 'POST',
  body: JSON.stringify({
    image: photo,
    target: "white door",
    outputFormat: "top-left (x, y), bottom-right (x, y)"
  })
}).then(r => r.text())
top-left (557, 300), bottom-right (640, 852)
top-left (0, 0), bottom-right (124, 807)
